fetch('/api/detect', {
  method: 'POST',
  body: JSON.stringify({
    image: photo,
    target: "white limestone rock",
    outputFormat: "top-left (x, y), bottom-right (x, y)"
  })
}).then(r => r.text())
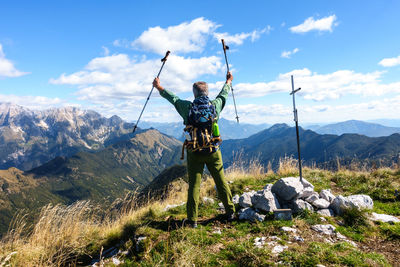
top-left (232, 194), bottom-right (240, 205)
top-left (298, 187), bottom-right (316, 199)
top-left (312, 199), bottom-right (331, 209)
top-left (317, 208), bottom-right (335, 217)
top-left (280, 226), bottom-right (297, 233)
top-left (251, 189), bottom-right (281, 212)
top-left (330, 194), bottom-right (373, 215)
top-left (370, 212), bottom-right (400, 223)
top-left (305, 193), bottom-right (319, 204)
top-left (292, 199), bottom-right (314, 213)
top-left (239, 191), bottom-right (256, 208)
top-left (271, 245), bottom-right (288, 254)
top-left (202, 197), bottom-right (214, 204)
top-left (238, 208), bottom-right (265, 222)
top-left (347, 194), bottom-right (373, 210)
top-left (271, 177), bottom-right (314, 201)
top-left (311, 224), bottom-right (336, 235)
top-left (330, 195), bottom-right (350, 215)
top-left (319, 189), bottom-right (335, 203)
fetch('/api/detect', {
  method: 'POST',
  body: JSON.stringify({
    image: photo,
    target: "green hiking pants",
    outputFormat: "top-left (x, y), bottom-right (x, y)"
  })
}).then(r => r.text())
top-left (186, 149), bottom-right (235, 222)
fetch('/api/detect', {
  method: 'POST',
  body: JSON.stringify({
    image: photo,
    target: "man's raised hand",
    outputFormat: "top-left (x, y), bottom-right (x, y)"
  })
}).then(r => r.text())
top-left (153, 77), bottom-right (164, 91)
top-left (226, 71), bottom-right (233, 84)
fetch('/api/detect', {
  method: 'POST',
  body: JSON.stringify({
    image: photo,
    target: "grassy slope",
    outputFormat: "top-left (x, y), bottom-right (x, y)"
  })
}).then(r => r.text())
top-left (1, 163), bottom-right (399, 266)
top-left (0, 129), bottom-right (182, 235)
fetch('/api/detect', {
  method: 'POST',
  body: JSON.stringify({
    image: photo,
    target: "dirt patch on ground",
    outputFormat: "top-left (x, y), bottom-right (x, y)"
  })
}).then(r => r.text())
top-left (361, 237), bottom-right (400, 266)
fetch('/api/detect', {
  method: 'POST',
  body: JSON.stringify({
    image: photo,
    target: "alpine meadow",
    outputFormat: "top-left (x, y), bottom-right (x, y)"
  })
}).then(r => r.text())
top-left (1, 1), bottom-right (400, 266)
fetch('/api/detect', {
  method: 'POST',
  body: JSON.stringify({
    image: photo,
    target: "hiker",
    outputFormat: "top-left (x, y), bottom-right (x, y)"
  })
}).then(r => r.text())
top-left (153, 72), bottom-right (236, 228)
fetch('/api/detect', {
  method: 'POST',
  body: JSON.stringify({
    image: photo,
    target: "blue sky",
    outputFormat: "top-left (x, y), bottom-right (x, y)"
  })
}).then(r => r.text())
top-left (1, 0), bottom-right (400, 124)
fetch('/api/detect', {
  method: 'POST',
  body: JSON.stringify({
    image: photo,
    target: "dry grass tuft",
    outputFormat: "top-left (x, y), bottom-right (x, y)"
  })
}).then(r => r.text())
top-left (278, 155), bottom-right (299, 176)
top-left (0, 201), bottom-right (101, 266)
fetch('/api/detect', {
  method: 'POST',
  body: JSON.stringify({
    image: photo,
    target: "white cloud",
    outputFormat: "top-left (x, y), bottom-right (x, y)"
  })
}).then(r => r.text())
top-left (0, 94), bottom-right (68, 110)
top-left (226, 68), bottom-right (400, 101)
top-left (102, 46), bottom-right (110, 56)
top-left (213, 26), bottom-right (271, 45)
top-left (0, 44), bottom-right (29, 78)
top-left (113, 39), bottom-right (130, 48)
top-left (290, 15), bottom-right (338, 33)
top-left (378, 55), bottom-right (400, 67)
top-left (281, 48), bottom-right (299, 58)
top-left (131, 17), bottom-right (218, 55)
top-left (50, 53), bottom-right (223, 103)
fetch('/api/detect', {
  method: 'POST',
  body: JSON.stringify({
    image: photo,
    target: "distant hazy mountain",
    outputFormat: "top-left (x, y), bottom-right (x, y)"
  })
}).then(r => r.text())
top-left (140, 118), bottom-right (269, 140)
top-left (367, 119), bottom-right (400, 128)
top-left (0, 103), bottom-right (136, 170)
top-left (0, 129), bottom-right (182, 234)
top-left (311, 120), bottom-right (400, 137)
top-left (221, 123), bottom-right (400, 169)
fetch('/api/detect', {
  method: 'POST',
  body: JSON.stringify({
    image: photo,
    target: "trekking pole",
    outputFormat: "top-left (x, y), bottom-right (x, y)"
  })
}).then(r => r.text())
top-left (132, 51), bottom-right (170, 134)
top-left (290, 75), bottom-right (303, 182)
top-left (221, 39), bottom-right (239, 123)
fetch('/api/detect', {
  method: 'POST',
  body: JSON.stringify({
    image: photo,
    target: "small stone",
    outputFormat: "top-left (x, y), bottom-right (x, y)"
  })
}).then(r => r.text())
top-left (298, 187), bottom-right (315, 199)
top-left (239, 191), bottom-right (256, 208)
top-left (320, 217), bottom-right (327, 222)
top-left (319, 189), bottom-right (335, 203)
top-left (212, 229), bottom-right (222, 235)
top-left (329, 195), bottom-right (350, 215)
top-left (316, 265), bottom-right (326, 267)
top-left (317, 209), bottom-right (335, 217)
top-left (112, 257), bottom-right (122, 265)
top-left (305, 193), bottom-right (319, 204)
top-left (369, 212), bottom-right (400, 223)
top-left (312, 199), bottom-right (331, 209)
top-left (232, 194), bottom-right (240, 205)
top-left (292, 199), bottom-right (314, 213)
top-left (253, 236), bottom-right (267, 247)
top-left (311, 224), bottom-right (336, 235)
top-left (238, 207), bottom-right (265, 222)
top-left (280, 226), bottom-right (297, 233)
top-left (202, 197), bottom-right (214, 204)
top-left (251, 189), bottom-right (281, 212)
top-left (163, 202), bottom-right (185, 211)
top-left (293, 236), bottom-right (304, 242)
top-left (336, 233), bottom-right (347, 240)
top-left (272, 245), bottom-right (288, 254)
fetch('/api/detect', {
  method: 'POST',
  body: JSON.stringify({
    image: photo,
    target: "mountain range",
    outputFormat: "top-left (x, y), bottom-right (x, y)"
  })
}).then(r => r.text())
top-left (221, 123), bottom-right (400, 170)
top-left (0, 103), bottom-right (135, 170)
top-left (309, 120), bottom-right (400, 137)
top-left (0, 129), bottom-right (182, 234)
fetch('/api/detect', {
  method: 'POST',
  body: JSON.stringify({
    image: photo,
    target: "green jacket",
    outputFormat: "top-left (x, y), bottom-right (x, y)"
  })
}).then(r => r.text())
top-left (159, 83), bottom-right (231, 125)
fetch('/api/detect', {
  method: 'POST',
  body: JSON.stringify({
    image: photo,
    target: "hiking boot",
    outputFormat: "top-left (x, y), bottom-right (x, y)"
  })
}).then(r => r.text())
top-left (182, 218), bottom-right (198, 228)
top-left (226, 212), bottom-right (236, 222)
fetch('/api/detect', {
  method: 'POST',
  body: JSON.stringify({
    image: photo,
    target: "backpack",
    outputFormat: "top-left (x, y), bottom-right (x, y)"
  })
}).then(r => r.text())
top-left (181, 96), bottom-right (222, 158)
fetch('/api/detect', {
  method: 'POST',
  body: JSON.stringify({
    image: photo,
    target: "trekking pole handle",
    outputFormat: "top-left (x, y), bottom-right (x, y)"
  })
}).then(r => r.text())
top-left (161, 50), bottom-right (170, 62)
top-left (221, 39), bottom-right (230, 72)
top-left (221, 39), bottom-right (227, 51)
